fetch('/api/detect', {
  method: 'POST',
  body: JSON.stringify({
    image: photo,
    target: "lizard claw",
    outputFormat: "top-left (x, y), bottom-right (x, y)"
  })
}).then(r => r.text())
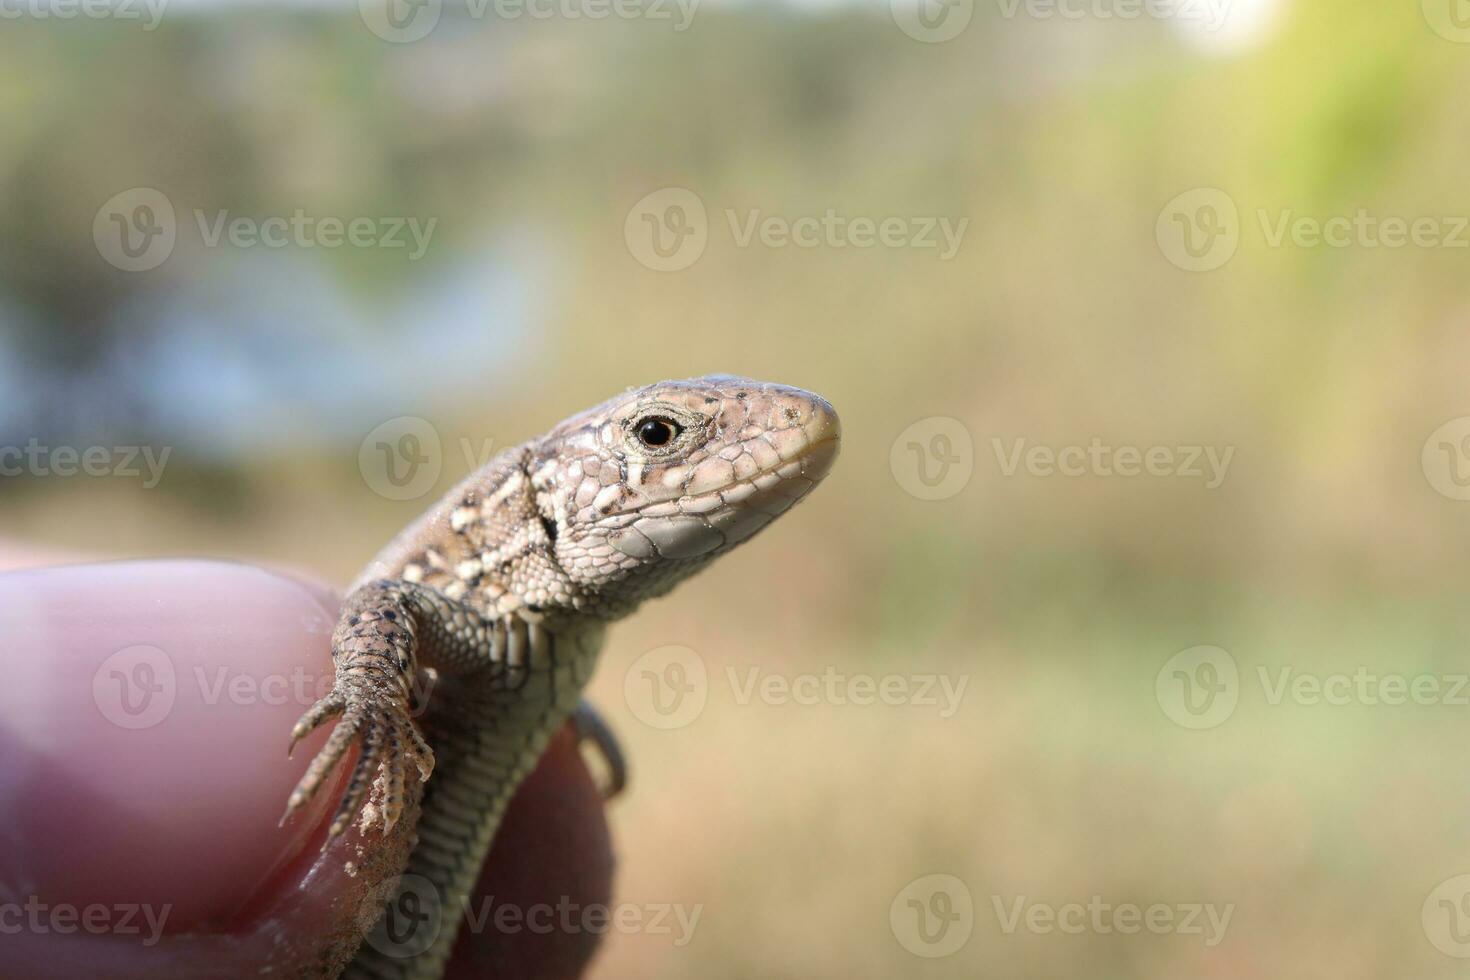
top-left (287, 689), bottom-right (346, 758)
top-left (281, 674), bottom-right (434, 841)
top-left (573, 699), bottom-right (628, 800)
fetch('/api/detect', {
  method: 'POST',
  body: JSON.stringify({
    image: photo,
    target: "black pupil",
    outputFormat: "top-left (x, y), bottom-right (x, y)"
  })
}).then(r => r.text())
top-left (638, 418), bottom-right (676, 447)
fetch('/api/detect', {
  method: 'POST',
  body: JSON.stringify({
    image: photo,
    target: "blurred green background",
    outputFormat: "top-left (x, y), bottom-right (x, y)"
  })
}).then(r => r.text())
top-left (5, 0), bottom-right (1470, 975)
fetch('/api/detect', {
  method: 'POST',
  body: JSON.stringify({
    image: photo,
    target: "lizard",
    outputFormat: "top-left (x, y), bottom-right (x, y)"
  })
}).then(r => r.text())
top-left (280, 375), bottom-right (841, 978)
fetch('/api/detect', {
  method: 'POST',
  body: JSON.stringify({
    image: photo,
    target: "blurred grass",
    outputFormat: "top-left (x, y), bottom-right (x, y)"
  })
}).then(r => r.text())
top-left (5, 0), bottom-right (1470, 976)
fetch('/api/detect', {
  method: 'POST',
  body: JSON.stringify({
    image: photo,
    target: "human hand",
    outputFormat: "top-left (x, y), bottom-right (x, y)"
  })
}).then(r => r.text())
top-left (0, 555), bottom-right (613, 979)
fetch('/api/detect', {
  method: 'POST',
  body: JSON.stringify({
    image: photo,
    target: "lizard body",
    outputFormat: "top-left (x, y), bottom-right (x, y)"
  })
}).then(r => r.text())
top-left (283, 376), bottom-right (841, 978)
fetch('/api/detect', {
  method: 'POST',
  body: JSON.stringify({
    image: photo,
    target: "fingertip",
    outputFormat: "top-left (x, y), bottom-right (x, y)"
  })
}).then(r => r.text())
top-left (1, 559), bottom-right (615, 980)
top-left (0, 560), bottom-right (349, 976)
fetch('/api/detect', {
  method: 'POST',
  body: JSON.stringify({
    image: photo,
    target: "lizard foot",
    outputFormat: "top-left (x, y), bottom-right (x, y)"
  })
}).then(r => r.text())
top-left (282, 672), bottom-right (434, 842)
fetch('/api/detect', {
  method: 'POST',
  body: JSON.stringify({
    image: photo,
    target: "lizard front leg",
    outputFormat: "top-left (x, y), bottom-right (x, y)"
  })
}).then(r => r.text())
top-left (282, 579), bottom-right (503, 839)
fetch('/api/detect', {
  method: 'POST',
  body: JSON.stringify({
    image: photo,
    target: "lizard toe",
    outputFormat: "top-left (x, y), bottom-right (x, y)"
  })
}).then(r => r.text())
top-left (287, 690), bottom-right (346, 758)
top-left (326, 712), bottom-right (387, 841)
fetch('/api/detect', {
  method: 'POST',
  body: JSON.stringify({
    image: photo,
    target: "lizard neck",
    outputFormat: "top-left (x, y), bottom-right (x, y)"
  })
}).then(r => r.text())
top-left (359, 445), bottom-right (594, 619)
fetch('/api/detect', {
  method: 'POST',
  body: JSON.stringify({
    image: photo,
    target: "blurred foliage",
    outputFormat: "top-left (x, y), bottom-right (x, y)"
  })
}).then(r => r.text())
top-left (4, 1), bottom-right (1470, 977)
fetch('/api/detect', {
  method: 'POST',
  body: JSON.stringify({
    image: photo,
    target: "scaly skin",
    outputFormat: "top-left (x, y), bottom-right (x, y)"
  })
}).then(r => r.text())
top-left (282, 376), bottom-right (841, 979)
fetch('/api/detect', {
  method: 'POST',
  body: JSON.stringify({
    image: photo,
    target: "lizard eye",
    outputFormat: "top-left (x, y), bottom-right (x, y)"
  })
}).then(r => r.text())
top-left (635, 417), bottom-right (680, 448)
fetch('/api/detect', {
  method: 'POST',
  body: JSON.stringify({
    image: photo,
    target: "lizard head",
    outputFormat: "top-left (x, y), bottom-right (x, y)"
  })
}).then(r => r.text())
top-left (528, 374), bottom-right (840, 616)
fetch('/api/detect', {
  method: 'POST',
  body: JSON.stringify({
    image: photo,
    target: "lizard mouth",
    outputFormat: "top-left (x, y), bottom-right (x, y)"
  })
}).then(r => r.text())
top-left (775, 397), bottom-right (841, 487)
top-left (665, 407), bottom-right (840, 522)
top-left (602, 402), bottom-right (840, 562)
top-left (661, 405), bottom-right (841, 515)
top-left (794, 406), bottom-right (841, 481)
